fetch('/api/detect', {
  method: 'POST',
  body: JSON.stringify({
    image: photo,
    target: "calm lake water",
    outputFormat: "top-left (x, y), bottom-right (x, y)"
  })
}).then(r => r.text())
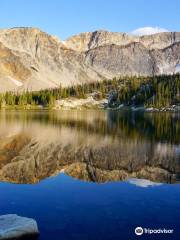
top-left (0, 110), bottom-right (180, 240)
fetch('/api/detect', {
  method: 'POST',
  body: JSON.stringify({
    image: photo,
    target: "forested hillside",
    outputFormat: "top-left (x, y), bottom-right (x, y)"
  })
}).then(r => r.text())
top-left (0, 74), bottom-right (179, 109)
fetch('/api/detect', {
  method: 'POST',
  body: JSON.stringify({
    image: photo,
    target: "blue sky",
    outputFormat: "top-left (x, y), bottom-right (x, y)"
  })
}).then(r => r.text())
top-left (0, 0), bottom-right (179, 39)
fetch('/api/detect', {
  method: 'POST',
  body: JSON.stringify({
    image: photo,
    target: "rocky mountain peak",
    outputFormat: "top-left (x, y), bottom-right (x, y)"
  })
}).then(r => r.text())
top-left (65, 30), bottom-right (138, 51)
top-left (0, 27), bottom-right (65, 55)
top-left (0, 27), bottom-right (179, 92)
top-left (65, 30), bottom-right (180, 52)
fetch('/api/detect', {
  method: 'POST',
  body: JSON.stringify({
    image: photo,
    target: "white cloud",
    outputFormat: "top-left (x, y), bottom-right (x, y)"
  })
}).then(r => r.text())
top-left (131, 27), bottom-right (169, 36)
top-left (127, 178), bottom-right (162, 188)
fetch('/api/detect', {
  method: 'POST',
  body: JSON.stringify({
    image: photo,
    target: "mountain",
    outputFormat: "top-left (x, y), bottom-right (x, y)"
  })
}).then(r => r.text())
top-left (0, 27), bottom-right (180, 92)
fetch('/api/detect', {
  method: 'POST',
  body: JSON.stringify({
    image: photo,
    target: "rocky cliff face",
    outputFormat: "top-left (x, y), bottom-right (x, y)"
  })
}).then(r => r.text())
top-left (0, 28), bottom-right (180, 92)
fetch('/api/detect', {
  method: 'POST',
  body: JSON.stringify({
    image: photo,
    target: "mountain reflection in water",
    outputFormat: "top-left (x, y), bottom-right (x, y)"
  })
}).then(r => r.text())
top-left (0, 110), bottom-right (179, 184)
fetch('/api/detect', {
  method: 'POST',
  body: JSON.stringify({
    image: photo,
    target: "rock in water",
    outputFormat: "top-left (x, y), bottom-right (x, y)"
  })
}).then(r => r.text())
top-left (0, 214), bottom-right (39, 239)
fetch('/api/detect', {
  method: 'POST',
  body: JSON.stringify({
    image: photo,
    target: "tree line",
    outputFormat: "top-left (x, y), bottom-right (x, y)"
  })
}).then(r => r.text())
top-left (0, 74), bottom-right (179, 108)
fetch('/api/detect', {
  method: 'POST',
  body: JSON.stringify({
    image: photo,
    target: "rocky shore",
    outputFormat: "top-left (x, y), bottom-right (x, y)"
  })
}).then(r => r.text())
top-left (53, 96), bottom-right (107, 110)
top-left (145, 105), bottom-right (180, 112)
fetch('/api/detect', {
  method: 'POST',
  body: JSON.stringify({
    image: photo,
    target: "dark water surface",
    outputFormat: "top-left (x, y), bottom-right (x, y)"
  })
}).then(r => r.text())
top-left (0, 110), bottom-right (180, 240)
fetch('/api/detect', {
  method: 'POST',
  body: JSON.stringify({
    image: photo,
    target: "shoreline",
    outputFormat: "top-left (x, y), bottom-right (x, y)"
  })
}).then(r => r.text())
top-left (0, 106), bottom-right (179, 112)
top-left (0, 97), bottom-right (179, 112)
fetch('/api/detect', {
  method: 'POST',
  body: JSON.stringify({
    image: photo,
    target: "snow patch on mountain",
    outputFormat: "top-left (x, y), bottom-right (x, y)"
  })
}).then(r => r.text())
top-left (9, 77), bottom-right (23, 87)
top-left (175, 63), bottom-right (180, 73)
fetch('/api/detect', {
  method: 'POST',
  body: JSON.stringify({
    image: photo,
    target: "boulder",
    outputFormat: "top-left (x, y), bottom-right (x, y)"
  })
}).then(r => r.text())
top-left (0, 214), bottom-right (39, 239)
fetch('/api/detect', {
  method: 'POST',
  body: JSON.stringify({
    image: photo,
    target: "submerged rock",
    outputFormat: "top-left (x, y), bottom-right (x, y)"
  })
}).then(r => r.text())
top-left (0, 214), bottom-right (39, 239)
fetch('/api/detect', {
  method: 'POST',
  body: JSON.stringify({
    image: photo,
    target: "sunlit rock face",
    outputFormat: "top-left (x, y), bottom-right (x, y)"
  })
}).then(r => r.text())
top-left (0, 28), bottom-right (180, 92)
top-left (66, 31), bottom-right (180, 51)
top-left (0, 111), bottom-right (179, 184)
top-left (0, 28), bottom-right (102, 92)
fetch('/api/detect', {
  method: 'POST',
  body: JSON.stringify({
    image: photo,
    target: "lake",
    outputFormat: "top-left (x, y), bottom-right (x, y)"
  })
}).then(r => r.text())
top-left (0, 110), bottom-right (180, 240)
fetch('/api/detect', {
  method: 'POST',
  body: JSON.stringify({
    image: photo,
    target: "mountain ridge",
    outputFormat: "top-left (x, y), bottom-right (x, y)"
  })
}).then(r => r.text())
top-left (0, 27), bottom-right (179, 92)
